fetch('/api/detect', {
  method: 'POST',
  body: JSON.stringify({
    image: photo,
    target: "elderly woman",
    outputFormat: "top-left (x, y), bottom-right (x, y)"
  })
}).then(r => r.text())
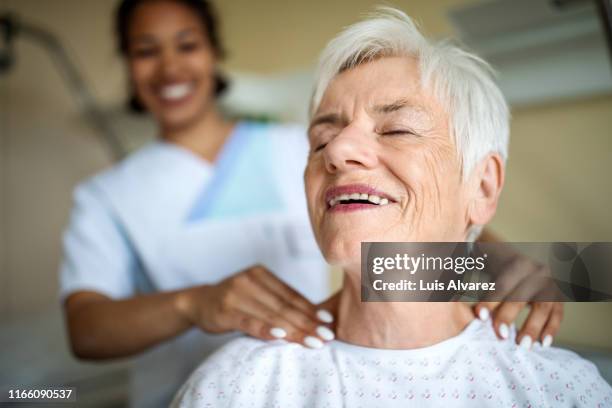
top-left (172, 8), bottom-right (612, 407)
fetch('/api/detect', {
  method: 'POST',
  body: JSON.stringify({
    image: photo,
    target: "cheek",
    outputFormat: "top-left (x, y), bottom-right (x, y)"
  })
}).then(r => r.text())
top-left (129, 60), bottom-right (155, 90)
top-left (188, 52), bottom-right (215, 80)
top-left (304, 163), bottom-right (324, 216)
top-left (391, 141), bottom-right (462, 215)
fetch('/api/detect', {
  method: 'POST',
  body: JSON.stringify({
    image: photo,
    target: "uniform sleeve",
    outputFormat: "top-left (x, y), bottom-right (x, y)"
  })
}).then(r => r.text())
top-left (59, 181), bottom-right (137, 301)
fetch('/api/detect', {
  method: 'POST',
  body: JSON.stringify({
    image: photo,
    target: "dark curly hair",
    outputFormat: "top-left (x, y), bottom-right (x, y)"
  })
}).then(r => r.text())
top-left (115, 0), bottom-right (228, 113)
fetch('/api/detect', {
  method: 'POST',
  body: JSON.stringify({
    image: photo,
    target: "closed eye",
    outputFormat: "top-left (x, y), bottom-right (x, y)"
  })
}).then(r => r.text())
top-left (381, 129), bottom-right (418, 136)
top-left (313, 143), bottom-right (328, 153)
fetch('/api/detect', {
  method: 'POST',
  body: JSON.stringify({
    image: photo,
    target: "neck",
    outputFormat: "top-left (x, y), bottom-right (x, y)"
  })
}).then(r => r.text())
top-left (161, 107), bottom-right (235, 163)
top-left (336, 268), bottom-right (474, 349)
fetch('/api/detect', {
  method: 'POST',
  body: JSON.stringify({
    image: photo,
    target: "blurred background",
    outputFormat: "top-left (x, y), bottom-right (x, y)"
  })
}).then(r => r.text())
top-left (0, 0), bottom-right (611, 406)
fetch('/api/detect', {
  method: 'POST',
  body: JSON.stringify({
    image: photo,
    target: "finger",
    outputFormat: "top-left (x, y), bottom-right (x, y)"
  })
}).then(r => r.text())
top-left (283, 326), bottom-right (333, 349)
top-left (226, 271), bottom-right (333, 343)
top-left (517, 302), bottom-right (554, 349)
top-left (316, 292), bottom-right (340, 329)
top-left (234, 302), bottom-right (333, 349)
top-left (232, 284), bottom-right (333, 346)
top-left (540, 303), bottom-right (564, 347)
top-left (242, 274), bottom-right (327, 337)
top-left (231, 314), bottom-right (276, 341)
top-left (482, 271), bottom-right (524, 303)
top-left (473, 301), bottom-right (500, 321)
top-left (512, 266), bottom-right (555, 301)
top-left (483, 257), bottom-right (537, 303)
top-left (248, 266), bottom-right (321, 320)
top-left (492, 301), bottom-right (526, 340)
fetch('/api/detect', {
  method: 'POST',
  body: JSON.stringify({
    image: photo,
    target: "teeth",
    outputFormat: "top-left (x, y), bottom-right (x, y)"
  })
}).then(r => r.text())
top-left (160, 83), bottom-right (193, 100)
top-left (327, 192), bottom-right (392, 207)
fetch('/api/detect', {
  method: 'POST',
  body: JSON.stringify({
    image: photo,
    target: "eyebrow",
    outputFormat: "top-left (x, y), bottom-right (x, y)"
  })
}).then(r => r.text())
top-left (372, 98), bottom-right (418, 114)
top-left (131, 28), bottom-right (201, 45)
top-left (308, 113), bottom-right (343, 132)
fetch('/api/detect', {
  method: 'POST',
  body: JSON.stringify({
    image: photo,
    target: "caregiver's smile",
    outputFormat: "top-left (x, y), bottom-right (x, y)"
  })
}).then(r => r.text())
top-left (305, 56), bottom-right (470, 268)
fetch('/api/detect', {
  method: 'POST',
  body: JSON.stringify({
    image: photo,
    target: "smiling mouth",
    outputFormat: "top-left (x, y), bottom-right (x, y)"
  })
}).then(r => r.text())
top-left (325, 184), bottom-right (395, 212)
top-left (158, 82), bottom-right (195, 102)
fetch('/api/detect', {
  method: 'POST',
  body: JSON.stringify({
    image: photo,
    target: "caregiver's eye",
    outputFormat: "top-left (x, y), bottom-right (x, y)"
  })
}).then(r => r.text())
top-left (178, 41), bottom-right (200, 53)
top-left (132, 46), bottom-right (158, 59)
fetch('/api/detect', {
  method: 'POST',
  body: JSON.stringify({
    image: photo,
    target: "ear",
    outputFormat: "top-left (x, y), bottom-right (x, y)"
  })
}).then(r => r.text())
top-left (468, 153), bottom-right (505, 226)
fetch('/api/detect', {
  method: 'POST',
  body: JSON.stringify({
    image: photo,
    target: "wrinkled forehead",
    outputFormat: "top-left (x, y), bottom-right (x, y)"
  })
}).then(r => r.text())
top-left (311, 57), bottom-right (447, 131)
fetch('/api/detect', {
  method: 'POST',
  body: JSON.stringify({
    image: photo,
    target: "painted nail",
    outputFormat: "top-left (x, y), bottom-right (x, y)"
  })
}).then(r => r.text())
top-left (269, 327), bottom-right (287, 339)
top-left (478, 307), bottom-right (490, 321)
top-left (316, 325), bottom-right (335, 341)
top-left (498, 323), bottom-right (509, 339)
top-left (520, 335), bottom-right (533, 350)
top-left (542, 334), bottom-right (553, 348)
top-left (316, 309), bottom-right (334, 324)
top-left (304, 336), bottom-right (324, 349)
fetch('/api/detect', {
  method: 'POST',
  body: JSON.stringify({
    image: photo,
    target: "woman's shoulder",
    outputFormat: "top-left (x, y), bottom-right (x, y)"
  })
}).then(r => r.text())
top-left (171, 337), bottom-right (320, 407)
top-left (468, 320), bottom-right (611, 405)
top-left (189, 336), bottom-right (311, 374)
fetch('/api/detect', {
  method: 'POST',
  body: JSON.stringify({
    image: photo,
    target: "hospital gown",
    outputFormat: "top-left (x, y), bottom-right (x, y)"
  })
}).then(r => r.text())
top-left (172, 319), bottom-right (612, 408)
top-left (59, 122), bottom-right (328, 407)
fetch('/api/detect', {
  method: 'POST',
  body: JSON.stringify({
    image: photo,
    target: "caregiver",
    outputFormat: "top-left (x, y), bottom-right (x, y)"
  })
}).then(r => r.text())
top-left (59, 0), bottom-right (562, 406)
top-left (60, 0), bottom-right (334, 406)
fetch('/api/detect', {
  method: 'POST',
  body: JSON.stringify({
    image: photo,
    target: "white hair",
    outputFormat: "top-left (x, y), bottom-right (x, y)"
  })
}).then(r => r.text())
top-left (309, 7), bottom-right (510, 177)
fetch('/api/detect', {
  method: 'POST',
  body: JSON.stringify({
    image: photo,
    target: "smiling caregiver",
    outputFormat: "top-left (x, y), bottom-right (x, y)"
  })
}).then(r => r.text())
top-left (59, 0), bottom-right (564, 407)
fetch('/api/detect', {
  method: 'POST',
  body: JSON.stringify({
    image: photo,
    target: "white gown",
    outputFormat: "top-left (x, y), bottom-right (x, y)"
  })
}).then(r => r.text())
top-left (59, 122), bottom-right (329, 407)
top-left (172, 319), bottom-right (612, 408)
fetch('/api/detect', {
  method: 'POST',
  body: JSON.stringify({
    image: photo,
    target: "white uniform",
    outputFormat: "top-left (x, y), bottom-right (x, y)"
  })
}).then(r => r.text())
top-left (59, 122), bottom-right (329, 407)
top-left (172, 319), bottom-right (612, 408)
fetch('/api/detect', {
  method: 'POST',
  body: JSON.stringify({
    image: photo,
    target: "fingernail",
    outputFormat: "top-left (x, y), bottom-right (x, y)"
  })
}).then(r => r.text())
top-left (316, 325), bottom-right (335, 341)
top-left (478, 307), bottom-right (490, 321)
top-left (304, 336), bottom-right (324, 349)
top-left (542, 334), bottom-right (553, 348)
top-left (498, 323), bottom-right (509, 339)
top-left (317, 309), bottom-right (334, 324)
top-left (520, 335), bottom-right (533, 350)
top-left (269, 327), bottom-right (287, 339)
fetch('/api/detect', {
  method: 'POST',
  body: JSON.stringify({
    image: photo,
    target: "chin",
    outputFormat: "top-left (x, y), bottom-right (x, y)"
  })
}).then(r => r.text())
top-left (320, 234), bottom-right (364, 269)
top-left (160, 107), bottom-right (201, 130)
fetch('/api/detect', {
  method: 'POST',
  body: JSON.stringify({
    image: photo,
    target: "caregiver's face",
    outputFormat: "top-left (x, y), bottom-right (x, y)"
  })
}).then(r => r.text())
top-left (127, 0), bottom-right (216, 130)
top-left (305, 56), bottom-right (471, 267)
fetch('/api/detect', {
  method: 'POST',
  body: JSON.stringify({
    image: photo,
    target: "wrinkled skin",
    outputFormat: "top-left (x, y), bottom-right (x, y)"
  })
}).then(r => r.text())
top-left (305, 56), bottom-right (501, 273)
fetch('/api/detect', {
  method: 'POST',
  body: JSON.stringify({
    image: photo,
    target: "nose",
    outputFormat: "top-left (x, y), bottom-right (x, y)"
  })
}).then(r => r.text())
top-left (323, 125), bottom-right (378, 173)
top-left (159, 47), bottom-right (180, 78)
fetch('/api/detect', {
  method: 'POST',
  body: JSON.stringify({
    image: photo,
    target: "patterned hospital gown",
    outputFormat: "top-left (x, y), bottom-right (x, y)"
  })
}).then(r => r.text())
top-left (172, 319), bottom-right (612, 408)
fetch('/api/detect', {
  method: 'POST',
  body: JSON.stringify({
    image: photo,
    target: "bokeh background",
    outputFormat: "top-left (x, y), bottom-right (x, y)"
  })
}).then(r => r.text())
top-left (1, 0), bottom-right (611, 406)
